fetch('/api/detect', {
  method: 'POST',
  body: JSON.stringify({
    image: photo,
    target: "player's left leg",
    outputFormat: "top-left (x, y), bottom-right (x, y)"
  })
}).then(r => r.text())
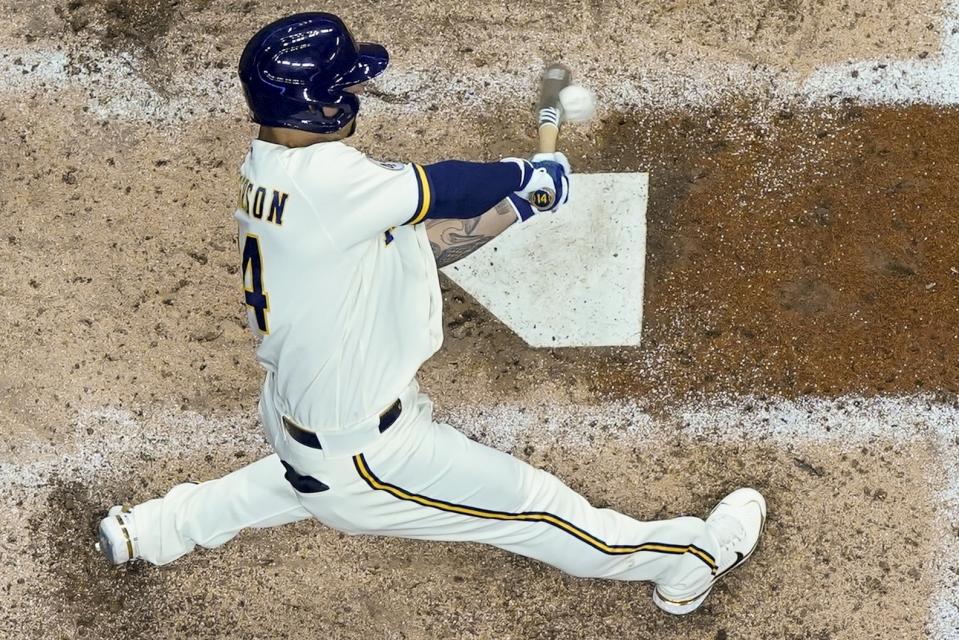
top-left (277, 393), bottom-right (762, 610)
top-left (97, 454), bottom-right (311, 565)
top-left (340, 416), bottom-right (722, 588)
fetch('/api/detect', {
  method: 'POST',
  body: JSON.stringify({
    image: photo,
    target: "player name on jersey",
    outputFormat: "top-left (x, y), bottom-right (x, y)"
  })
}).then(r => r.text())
top-left (237, 176), bottom-right (289, 226)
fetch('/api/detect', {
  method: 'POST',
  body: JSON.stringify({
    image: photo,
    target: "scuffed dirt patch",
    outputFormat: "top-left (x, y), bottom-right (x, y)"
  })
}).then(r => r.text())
top-left (54, 0), bottom-right (181, 48)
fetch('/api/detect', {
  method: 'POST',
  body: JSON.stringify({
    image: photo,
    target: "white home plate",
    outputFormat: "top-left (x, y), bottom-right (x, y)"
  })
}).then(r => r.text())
top-left (442, 173), bottom-right (648, 348)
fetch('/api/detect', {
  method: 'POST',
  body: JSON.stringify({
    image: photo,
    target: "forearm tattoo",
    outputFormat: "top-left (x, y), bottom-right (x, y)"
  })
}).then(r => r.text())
top-left (427, 199), bottom-right (515, 268)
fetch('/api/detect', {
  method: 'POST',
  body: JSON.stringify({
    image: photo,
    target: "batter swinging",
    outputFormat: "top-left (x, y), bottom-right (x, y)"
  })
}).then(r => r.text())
top-left (96, 12), bottom-right (766, 615)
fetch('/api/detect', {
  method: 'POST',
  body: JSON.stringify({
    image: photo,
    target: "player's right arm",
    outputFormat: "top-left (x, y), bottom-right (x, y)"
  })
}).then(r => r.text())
top-left (303, 145), bottom-right (568, 247)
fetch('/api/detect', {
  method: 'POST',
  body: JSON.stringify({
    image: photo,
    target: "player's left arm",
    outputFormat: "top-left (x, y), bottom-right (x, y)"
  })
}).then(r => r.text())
top-left (426, 198), bottom-right (519, 268)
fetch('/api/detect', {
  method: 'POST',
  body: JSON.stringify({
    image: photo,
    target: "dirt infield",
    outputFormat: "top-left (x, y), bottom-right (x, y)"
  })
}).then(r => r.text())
top-left (1, 0), bottom-right (958, 638)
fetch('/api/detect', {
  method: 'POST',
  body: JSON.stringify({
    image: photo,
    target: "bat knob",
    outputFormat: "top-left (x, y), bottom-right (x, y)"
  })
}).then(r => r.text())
top-left (529, 187), bottom-right (556, 211)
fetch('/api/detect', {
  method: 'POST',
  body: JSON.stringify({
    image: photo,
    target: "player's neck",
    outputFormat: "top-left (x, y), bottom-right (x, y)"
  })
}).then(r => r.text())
top-left (257, 125), bottom-right (352, 148)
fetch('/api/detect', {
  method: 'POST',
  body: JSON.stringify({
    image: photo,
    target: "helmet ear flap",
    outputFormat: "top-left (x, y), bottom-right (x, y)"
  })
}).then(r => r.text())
top-left (329, 91), bottom-right (359, 129)
top-left (310, 103), bottom-right (341, 118)
top-left (294, 91), bottom-right (356, 131)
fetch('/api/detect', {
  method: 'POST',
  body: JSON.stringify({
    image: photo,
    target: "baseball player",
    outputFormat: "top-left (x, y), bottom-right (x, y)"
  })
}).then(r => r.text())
top-left (96, 12), bottom-right (766, 615)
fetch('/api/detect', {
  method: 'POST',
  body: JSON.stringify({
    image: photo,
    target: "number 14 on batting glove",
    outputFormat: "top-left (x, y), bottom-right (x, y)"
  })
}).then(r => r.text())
top-left (502, 153), bottom-right (572, 221)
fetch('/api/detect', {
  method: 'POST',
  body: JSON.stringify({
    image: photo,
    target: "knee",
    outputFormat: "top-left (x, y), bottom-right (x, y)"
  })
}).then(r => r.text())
top-left (555, 555), bottom-right (618, 579)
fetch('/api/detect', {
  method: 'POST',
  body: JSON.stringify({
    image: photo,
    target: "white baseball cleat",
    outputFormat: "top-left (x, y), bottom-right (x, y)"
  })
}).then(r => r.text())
top-left (653, 488), bottom-right (767, 615)
top-left (95, 505), bottom-right (141, 565)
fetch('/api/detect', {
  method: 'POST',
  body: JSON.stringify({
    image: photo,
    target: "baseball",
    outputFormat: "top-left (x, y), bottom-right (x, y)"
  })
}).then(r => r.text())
top-left (559, 85), bottom-right (597, 123)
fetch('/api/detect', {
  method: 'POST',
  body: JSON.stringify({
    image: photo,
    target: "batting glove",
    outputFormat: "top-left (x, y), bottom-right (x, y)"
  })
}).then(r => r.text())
top-left (531, 151), bottom-right (572, 177)
top-left (502, 156), bottom-right (571, 217)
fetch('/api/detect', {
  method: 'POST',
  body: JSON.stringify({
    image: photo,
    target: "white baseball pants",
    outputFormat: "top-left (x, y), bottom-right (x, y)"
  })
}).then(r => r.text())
top-left (128, 383), bottom-right (720, 592)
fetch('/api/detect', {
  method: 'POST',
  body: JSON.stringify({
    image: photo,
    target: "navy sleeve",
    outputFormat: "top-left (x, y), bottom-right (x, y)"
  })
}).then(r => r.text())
top-left (405, 160), bottom-right (523, 224)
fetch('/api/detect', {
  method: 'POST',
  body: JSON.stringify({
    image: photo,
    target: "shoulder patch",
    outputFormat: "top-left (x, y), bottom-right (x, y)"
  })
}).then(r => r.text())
top-left (369, 158), bottom-right (406, 171)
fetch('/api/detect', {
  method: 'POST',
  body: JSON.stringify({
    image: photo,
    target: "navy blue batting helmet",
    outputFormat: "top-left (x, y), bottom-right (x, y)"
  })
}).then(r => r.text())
top-left (238, 12), bottom-right (389, 133)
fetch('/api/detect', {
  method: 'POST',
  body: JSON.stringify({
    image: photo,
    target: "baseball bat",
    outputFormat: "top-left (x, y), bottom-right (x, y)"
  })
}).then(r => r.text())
top-left (537, 63), bottom-right (572, 152)
top-left (529, 63), bottom-right (572, 210)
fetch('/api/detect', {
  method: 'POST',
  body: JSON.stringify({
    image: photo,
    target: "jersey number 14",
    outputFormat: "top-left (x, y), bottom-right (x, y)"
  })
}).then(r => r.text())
top-left (241, 234), bottom-right (269, 334)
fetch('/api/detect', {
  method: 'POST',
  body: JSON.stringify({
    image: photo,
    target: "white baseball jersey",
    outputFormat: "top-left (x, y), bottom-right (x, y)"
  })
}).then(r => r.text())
top-left (234, 139), bottom-right (443, 432)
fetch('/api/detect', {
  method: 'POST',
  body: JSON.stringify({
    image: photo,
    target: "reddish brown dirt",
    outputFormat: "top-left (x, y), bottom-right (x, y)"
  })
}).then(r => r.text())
top-left (434, 105), bottom-right (959, 406)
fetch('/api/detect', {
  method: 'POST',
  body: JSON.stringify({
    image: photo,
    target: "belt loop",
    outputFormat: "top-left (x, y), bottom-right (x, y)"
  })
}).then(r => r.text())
top-left (283, 398), bottom-right (403, 453)
top-left (378, 399), bottom-right (402, 433)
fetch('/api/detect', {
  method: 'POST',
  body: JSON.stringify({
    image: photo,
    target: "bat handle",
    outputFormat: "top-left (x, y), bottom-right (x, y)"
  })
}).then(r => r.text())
top-left (538, 123), bottom-right (559, 153)
top-left (537, 107), bottom-right (561, 154)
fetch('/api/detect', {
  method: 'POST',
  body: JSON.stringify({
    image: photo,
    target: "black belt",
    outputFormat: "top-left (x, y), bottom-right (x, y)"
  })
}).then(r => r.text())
top-left (283, 399), bottom-right (402, 450)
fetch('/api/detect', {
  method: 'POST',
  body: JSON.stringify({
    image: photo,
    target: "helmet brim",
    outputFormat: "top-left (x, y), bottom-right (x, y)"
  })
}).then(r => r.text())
top-left (340, 42), bottom-right (390, 86)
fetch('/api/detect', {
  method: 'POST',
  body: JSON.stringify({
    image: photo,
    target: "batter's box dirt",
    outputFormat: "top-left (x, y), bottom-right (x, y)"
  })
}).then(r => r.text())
top-left (0, 436), bottom-right (937, 639)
